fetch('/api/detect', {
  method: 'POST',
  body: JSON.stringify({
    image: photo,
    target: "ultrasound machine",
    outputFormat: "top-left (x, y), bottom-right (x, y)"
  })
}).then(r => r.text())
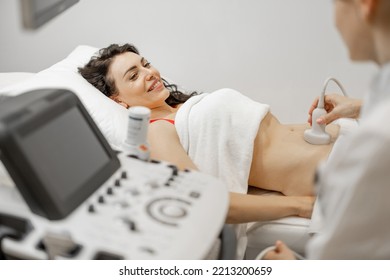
top-left (0, 89), bottom-right (234, 260)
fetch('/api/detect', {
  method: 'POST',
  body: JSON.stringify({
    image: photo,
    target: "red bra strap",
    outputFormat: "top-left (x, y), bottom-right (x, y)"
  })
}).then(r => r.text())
top-left (149, 118), bottom-right (175, 124)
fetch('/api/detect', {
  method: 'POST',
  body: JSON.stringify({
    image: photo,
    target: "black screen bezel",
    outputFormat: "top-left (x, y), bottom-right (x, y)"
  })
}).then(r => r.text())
top-left (0, 89), bottom-right (120, 220)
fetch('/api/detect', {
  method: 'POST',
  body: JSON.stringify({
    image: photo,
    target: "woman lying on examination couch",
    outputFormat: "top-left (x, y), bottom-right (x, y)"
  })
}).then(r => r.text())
top-left (78, 43), bottom-right (339, 224)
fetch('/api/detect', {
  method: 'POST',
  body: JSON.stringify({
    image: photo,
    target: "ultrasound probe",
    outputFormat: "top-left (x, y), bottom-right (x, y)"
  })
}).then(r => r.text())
top-left (304, 77), bottom-right (348, 145)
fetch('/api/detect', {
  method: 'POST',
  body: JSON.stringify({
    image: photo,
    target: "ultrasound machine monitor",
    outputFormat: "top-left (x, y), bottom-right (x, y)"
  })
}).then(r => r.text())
top-left (20, 0), bottom-right (80, 30)
top-left (0, 89), bottom-right (120, 220)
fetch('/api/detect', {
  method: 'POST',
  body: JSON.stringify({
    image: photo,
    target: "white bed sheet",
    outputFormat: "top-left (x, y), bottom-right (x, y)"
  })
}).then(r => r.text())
top-left (0, 72), bottom-right (34, 89)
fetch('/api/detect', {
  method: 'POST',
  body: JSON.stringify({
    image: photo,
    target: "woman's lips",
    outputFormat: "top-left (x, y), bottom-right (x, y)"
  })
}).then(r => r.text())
top-left (148, 80), bottom-right (163, 92)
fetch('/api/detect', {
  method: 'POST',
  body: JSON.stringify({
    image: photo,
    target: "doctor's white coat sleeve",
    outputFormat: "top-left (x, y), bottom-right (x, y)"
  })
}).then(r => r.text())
top-left (306, 104), bottom-right (390, 259)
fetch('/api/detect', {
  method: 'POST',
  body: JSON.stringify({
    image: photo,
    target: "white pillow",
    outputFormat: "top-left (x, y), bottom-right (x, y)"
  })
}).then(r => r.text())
top-left (0, 72), bottom-right (34, 89)
top-left (0, 45), bottom-right (129, 151)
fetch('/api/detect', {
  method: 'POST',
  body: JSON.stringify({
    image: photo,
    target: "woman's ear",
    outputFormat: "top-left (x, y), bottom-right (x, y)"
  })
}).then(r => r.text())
top-left (360, 0), bottom-right (379, 22)
top-left (109, 95), bottom-right (129, 109)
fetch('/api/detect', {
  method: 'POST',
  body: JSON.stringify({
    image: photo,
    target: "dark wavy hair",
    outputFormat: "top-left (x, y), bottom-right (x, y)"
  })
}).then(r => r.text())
top-left (78, 43), bottom-right (198, 107)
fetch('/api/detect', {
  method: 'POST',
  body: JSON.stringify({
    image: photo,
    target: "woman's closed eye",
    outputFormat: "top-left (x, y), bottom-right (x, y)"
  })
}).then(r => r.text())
top-left (128, 61), bottom-right (151, 81)
top-left (129, 71), bottom-right (139, 81)
top-left (143, 61), bottom-right (151, 68)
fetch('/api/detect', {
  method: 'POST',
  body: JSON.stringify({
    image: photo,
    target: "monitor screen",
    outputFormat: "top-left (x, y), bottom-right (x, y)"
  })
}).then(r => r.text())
top-left (0, 89), bottom-right (120, 220)
top-left (20, 0), bottom-right (79, 29)
top-left (21, 106), bottom-right (110, 203)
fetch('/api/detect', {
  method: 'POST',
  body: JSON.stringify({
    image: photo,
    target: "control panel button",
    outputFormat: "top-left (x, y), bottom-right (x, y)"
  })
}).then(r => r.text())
top-left (146, 197), bottom-right (191, 226)
top-left (160, 205), bottom-right (186, 218)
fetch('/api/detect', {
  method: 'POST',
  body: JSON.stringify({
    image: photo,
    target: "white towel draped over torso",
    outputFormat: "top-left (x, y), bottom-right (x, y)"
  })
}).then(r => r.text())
top-left (175, 88), bottom-right (270, 259)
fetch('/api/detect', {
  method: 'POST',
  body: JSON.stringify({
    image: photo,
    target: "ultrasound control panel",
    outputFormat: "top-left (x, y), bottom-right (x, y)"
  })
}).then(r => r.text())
top-left (0, 153), bottom-right (229, 260)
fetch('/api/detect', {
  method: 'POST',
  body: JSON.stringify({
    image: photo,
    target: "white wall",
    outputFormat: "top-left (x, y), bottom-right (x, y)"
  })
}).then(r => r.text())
top-left (0, 0), bottom-right (376, 123)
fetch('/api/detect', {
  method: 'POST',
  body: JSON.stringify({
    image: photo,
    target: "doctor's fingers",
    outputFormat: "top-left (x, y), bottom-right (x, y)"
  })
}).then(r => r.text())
top-left (307, 97), bottom-right (335, 125)
top-left (307, 97), bottom-right (320, 125)
top-left (316, 110), bottom-right (340, 125)
top-left (309, 94), bottom-right (343, 125)
top-left (263, 241), bottom-right (297, 260)
top-left (317, 95), bottom-right (362, 124)
top-left (308, 97), bottom-right (320, 115)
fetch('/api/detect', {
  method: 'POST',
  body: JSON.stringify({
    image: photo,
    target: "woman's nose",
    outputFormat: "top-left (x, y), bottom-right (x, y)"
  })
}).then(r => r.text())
top-left (145, 68), bottom-right (157, 80)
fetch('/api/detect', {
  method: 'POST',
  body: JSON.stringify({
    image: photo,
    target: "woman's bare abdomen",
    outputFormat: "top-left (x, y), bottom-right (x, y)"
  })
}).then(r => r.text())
top-left (248, 112), bottom-right (338, 196)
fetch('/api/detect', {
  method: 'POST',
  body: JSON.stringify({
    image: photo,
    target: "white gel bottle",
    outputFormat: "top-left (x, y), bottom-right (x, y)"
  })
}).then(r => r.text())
top-left (125, 106), bottom-right (151, 160)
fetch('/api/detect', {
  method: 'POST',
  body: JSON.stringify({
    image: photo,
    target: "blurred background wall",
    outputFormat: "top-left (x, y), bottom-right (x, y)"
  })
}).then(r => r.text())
top-left (0, 0), bottom-right (376, 123)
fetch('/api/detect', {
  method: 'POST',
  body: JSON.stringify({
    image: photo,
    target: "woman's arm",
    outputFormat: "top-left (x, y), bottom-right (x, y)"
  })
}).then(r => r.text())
top-left (148, 121), bottom-right (198, 170)
top-left (227, 193), bottom-right (315, 224)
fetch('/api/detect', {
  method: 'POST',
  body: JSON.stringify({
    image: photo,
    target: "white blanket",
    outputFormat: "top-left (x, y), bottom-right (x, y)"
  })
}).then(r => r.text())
top-left (175, 88), bottom-right (270, 259)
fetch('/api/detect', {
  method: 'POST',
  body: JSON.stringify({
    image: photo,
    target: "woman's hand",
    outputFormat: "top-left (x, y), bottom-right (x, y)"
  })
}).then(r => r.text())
top-left (263, 240), bottom-right (297, 260)
top-left (295, 196), bottom-right (315, 219)
top-left (308, 94), bottom-right (362, 125)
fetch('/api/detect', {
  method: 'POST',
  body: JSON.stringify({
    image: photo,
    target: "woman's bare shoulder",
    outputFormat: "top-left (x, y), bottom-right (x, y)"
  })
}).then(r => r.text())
top-left (148, 120), bottom-right (177, 138)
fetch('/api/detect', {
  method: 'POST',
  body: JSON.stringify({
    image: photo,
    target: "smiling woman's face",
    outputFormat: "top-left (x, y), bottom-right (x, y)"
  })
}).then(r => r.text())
top-left (108, 52), bottom-right (170, 109)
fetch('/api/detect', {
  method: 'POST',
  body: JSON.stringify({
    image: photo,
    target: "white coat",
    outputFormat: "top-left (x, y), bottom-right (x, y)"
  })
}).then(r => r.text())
top-left (306, 63), bottom-right (390, 259)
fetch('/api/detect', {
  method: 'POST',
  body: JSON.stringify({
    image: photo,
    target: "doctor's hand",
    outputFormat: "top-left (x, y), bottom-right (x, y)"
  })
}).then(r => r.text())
top-left (308, 94), bottom-right (362, 125)
top-left (262, 240), bottom-right (297, 260)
